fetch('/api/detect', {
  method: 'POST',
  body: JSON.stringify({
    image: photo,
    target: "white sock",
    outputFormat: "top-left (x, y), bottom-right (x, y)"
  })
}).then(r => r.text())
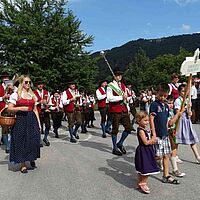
top-left (171, 156), bottom-right (178, 171)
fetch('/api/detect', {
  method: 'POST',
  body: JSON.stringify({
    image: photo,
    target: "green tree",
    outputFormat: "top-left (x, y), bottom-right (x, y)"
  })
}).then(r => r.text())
top-left (124, 48), bottom-right (150, 93)
top-left (0, 0), bottom-right (96, 91)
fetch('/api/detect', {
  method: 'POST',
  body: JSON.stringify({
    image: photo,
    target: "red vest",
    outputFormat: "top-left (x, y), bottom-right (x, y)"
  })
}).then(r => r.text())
top-left (169, 83), bottom-right (179, 100)
top-left (51, 96), bottom-right (62, 112)
top-left (97, 87), bottom-right (106, 108)
top-left (109, 83), bottom-right (128, 113)
top-left (34, 90), bottom-right (49, 113)
top-left (0, 85), bottom-right (6, 112)
top-left (63, 89), bottom-right (75, 113)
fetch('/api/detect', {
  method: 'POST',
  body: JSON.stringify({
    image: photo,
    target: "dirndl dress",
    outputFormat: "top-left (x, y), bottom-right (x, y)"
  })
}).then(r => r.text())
top-left (176, 112), bottom-right (199, 145)
top-left (10, 96), bottom-right (40, 163)
top-left (135, 127), bottom-right (159, 175)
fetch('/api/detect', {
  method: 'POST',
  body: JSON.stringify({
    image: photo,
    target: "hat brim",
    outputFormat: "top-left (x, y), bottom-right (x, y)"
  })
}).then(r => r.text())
top-left (114, 71), bottom-right (123, 75)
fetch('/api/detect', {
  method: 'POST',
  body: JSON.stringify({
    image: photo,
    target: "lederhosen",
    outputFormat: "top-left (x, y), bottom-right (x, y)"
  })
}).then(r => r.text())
top-left (109, 82), bottom-right (132, 135)
top-left (63, 89), bottom-right (82, 128)
top-left (97, 87), bottom-right (111, 124)
top-left (50, 96), bottom-right (63, 131)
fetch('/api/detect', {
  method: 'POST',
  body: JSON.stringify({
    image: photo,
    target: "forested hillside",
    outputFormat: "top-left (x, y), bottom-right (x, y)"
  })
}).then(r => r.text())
top-left (92, 33), bottom-right (200, 81)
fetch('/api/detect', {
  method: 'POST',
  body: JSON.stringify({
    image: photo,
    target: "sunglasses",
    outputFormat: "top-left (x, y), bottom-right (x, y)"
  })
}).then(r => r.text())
top-left (24, 81), bottom-right (31, 84)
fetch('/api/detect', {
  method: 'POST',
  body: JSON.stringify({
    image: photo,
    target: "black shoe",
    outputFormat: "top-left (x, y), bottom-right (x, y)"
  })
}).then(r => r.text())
top-left (81, 130), bottom-right (87, 133)
top-left (132, 127), bottom-right (136, 132)
top-left (70, 138), bottom-right (77, 143)
top-left (117, 144), bottom-right (126, 154)
top-left (55, 134), bottom-right (59, 138)
top-left (105, 130), bottom-right (111, 135)
top-left (40, 143), bottom-right (43, 147)
top-left (43, 138), bottom-right (50, 146)
top-left (75, 134), bottom-right (79, 139)
top-left (91, 124), bottom-right (95, 127)
top-left (5, 149), bottom-right (10, 154)
top-left (30, 161), bottom-right (36, 168)
top-left (112, 149), bottom-right (122, 156)
top-left (102, 134), bottom-right (107, 138)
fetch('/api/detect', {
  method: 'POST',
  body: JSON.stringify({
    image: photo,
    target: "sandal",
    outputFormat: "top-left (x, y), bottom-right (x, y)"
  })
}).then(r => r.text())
top-left (138, 183), bottom-right (150, 194)
top-left (162, 176), bottom-right (180, 184)
top-left (20, 166), bottom-right (28, 174)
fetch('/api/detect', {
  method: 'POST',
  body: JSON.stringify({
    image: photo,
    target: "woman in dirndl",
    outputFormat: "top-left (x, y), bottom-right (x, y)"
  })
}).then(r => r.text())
top-left (8, 75), bottom-right (41, 173)
top-left (174, 83), bottom-right (200, 163)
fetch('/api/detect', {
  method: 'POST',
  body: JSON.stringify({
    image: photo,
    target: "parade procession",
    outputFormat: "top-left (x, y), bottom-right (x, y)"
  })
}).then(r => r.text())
top-left (1, 0), bottom-right (200, 200)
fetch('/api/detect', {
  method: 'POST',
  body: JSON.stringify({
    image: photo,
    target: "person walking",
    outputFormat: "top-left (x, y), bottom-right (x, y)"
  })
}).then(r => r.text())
top-left (8, 75), bottom-right (41, 173)
top-left (107, 68), bottom-right (132, 156)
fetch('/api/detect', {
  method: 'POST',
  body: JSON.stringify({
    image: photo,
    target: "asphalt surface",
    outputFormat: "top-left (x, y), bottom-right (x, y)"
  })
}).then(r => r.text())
top-left (0, 112), bottom-right (200, 200)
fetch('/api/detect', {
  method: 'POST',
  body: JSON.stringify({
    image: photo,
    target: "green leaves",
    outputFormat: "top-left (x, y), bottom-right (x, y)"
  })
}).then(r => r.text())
top-left (0, 0), bottom-right (96, 92)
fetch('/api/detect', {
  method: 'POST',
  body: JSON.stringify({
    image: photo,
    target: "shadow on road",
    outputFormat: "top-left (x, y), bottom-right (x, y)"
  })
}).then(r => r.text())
top-left (79, 140), bottom-right (112, 153)
top-left (99, 158), bottom-right (137, 189)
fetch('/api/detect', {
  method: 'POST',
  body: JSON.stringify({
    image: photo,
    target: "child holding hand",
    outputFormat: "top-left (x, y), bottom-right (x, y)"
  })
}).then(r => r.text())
top-left (135, 111), bottom-right (159, 194)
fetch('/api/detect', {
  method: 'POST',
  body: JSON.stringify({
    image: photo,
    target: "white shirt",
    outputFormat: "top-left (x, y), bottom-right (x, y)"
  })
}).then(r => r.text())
top-left (191, 85), bottom-right (197, 99)
top-left (106, 80), bottom-right (123, 103)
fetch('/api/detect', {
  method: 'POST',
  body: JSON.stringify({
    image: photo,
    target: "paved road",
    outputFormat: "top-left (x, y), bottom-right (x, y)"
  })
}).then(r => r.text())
top-left (0, 112), bottom-right (200, 200)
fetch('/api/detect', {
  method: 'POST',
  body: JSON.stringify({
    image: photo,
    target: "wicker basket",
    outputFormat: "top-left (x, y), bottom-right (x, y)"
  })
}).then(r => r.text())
top-left (0, 108), bottom-right (16, 127)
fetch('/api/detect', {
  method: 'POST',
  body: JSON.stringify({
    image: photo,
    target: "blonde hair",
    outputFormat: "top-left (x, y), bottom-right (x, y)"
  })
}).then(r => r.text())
top-left (17, 75), bottom-right (36, 101)
top-left (135, 111), bottom-right (148, 124)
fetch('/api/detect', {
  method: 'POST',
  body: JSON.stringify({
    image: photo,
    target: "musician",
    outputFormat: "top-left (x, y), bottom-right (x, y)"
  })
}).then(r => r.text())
top-left (125, 81), bottom-right (137, 131)
top-left (0, 73), bottom-right (12, 152)
top-left (61, 81), bottom-right (82, 143)
top-left (34, 80), bottom-right (51, 146)
top-left (107, 68), bottom-right (132, 156)
top-left (96, 79), bottom-right (112, 138)
top-left (87, 93), bottom-right (96, 128)
top-left (79, 87), bottom-right (88, 133)
top-left (49, 89), bottom-right (63, 138)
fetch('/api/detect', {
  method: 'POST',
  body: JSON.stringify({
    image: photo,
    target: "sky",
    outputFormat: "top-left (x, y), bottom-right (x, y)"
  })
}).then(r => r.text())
top-left (67, 0), bottom-right (200, 53)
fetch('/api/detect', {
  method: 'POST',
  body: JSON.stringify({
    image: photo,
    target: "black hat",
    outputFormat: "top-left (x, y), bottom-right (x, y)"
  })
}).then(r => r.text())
top-left (99, 79), bottom-right (108, 87)
top-left (52, 89), bottom-right (61, 95)
top-left (67, 80), bottom-right (77, 86)
top-left (113, 68), bottom-right (123, 75)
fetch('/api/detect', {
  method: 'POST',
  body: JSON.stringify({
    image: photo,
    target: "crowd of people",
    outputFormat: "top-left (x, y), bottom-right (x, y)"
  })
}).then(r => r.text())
top-left (0, 70), bottom-right (200, 194)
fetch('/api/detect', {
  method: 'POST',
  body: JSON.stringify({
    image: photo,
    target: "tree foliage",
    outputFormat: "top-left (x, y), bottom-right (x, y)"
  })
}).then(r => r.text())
top-left (0, 0), bottom-right (96, 91)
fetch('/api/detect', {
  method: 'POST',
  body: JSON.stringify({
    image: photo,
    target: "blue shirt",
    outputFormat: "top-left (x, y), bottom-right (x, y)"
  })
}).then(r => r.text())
top-left (150, 100), bottom-right (169, 137)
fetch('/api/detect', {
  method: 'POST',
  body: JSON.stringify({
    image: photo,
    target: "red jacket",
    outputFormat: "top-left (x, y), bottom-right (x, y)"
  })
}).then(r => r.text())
top-left (109, 83), bottom-right (128, 113)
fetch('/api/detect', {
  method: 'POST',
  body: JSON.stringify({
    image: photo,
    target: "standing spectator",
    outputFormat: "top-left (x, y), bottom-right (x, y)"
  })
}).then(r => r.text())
top-left (149, 83), bottom-right (180, 184)
top-left (135, 111), bottom-right (159, 194)
top-left (126, 81), bottom-right (137, 131)
top-left (191, 81), bottom-right (198, 124)
top-left (107, 68), bottom-right (132, 156)
top-left (8, 75), bottom-right (40, 173)
top-left (142, 89), bottom-right (154, 114)
top-left (196, 82), bottom-right (200, 122)
top-left (168, 73), bottom-right (180, 100)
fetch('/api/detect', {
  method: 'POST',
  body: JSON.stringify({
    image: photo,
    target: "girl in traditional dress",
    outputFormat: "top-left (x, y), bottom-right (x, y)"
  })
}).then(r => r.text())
top-left (135, 111), bottom-right (159, 194)
top-left (8, 75), bottom-right (41, 173)
top-left (174, 84), bottom-right (200, 163)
